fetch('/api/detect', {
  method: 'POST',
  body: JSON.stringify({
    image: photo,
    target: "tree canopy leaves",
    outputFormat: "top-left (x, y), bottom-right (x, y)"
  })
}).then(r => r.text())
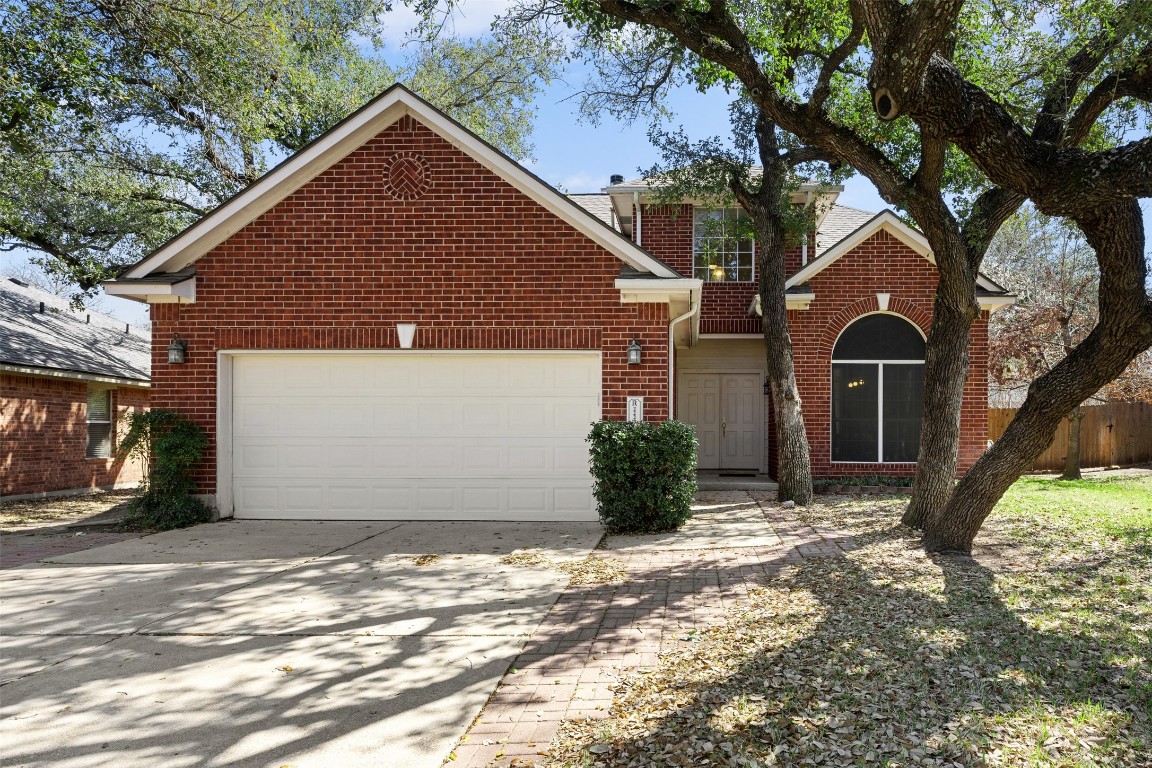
top-left (1, 0), bottom-right (562, 299)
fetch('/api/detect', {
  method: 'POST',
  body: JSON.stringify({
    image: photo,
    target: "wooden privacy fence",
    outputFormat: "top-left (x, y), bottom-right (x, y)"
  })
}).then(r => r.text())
top-left (989, 402), bottom-right (1152, 471)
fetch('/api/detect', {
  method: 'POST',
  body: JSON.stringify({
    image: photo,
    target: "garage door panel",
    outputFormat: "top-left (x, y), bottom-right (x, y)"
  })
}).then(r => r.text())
top-left (232, 478), bottom-right (598, 521)
top-left (235, 398), bottom-right (598, 439)
top-left (230, 353), bottom-right (600, 520)
top-left (234, 438), bottom-right (591, 478)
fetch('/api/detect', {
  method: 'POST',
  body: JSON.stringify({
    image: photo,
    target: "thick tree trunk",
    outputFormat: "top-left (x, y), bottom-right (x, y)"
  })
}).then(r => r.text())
top-left (760, 223), bottom-right (813, 505)
top-left (923, 202), bottom-right (1152, 552)
top-left (735, 114), bottom-right (814, 505)
top-left (901, 193), bottom-right (984, 528)
top-left (902, 297), bottom-right (975, 527)
top-left (1061, 406), bottom-right (1083, 480)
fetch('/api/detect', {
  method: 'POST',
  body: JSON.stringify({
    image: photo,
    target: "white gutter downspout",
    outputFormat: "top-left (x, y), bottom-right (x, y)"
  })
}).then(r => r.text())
top-left (634, 191), bottom-right (642, 246)
top-left (667, 291), bottom-right (700, 420)
top-left (801, 190), bottom-right (813, 266)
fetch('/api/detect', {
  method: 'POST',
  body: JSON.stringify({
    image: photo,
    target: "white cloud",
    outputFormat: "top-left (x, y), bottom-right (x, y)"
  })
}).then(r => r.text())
top-left (373, 0), bottom-right (517, 48)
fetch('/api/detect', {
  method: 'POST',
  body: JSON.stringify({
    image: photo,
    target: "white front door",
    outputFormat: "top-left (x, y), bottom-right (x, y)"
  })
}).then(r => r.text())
top-left (226, 352), bottom-right (601, 521)
top-left (681, 373), bottom-right (763, 471)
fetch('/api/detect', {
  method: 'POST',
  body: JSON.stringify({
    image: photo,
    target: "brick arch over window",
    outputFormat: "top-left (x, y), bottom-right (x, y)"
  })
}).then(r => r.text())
top-left (817, 296), bottom-right (931, 360)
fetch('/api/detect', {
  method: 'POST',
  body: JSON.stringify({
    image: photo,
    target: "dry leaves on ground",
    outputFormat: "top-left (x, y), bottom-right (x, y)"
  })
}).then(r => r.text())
top-left (545, 476), bottom-right (1152, 767)
top-left (500, 549), bottom-right (628, 585)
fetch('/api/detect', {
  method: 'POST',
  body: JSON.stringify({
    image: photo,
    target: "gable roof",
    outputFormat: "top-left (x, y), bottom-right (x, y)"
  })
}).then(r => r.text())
top-left (1, 277), bottom-right (150, 385)
top-left (109, 84), bottom-right (679, 291)
top-left (787, 209), bottom-right (1009, 295)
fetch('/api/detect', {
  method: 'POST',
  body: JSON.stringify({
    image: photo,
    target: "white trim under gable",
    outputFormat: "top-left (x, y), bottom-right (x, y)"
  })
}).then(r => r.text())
top-left (785, 209), bottom-right (1007, 294)
top-left (104, 274), bottom-right (196, 304)
top-left (118, 84), bottom-right (678, 283)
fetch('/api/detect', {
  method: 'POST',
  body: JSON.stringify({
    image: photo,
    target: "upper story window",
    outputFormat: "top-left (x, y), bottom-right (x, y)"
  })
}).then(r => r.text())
top-left (693, 208), bottom-right (754, 282)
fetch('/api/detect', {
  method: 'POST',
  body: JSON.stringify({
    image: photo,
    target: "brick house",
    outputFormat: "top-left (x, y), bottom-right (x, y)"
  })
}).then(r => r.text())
top-left (603, 189), bottom-right (1014, 479)
top-left (104, 84), bottom-right (1012, 521)
top-left (1, 276), bottom-right (150, 499)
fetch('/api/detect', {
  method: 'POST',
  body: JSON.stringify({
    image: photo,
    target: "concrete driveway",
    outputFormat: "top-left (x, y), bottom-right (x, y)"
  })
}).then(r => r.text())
top-left (0, 519), bottom-right (603, 768)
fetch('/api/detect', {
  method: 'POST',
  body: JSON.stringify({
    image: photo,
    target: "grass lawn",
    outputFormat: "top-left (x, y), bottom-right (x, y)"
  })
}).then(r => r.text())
top-left (547, 473), bottom-right (1151, 767)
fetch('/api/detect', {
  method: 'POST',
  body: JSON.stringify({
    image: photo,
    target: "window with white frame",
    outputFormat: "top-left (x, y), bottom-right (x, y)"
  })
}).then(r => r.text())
top-left (831, 314), bottom-right (925, 463)
top-left (86, 386), bottom-right (113, 459)
top-left (693, 207), bottom-right (754, 282)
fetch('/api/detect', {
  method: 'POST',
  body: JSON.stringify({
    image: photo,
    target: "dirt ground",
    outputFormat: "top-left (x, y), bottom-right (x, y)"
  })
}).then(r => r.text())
top-left (0, 489), bottom-right (136, 531)
top-left (0, 490), bottom-right (146, 569)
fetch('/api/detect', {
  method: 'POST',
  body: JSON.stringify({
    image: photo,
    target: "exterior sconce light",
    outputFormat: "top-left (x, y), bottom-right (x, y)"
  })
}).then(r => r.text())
top-left (167, 335), bottom-right (188, 364)
top-left (396, 323), bottom-right (417, 349)
top-left (627, 337), bottom-right (642, 365)
top-left (763, 376), bottom-right (771, 395)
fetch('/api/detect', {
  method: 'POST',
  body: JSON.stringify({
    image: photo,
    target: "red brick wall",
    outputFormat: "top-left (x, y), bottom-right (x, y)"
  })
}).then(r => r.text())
top-left (1, 374), bottom-right (148, 497)
top-left (639, 203), bottom-right (810, 334)
top-left (644, 198), bottom-right (990, 479)
top-left (150, 115), bottom-right (670, 494)
top-left (785, 229), bottom-right (987, 478)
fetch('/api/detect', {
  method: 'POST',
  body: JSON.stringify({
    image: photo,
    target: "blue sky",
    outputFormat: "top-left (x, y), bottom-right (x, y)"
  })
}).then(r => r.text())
top-left (3, 6), bottom-right (1147, 325)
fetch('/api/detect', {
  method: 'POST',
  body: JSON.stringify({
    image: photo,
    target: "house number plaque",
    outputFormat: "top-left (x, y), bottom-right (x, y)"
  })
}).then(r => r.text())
top-left (626, 396), bottom-right (644, 422)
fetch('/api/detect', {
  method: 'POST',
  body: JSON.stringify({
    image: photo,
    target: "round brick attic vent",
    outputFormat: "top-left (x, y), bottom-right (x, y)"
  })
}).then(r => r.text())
top-left (384, 152), bottom-right (431, 200)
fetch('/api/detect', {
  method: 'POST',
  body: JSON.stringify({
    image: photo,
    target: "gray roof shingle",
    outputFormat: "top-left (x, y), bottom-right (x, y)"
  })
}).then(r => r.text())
top-left (0, 276), bottom-right (151, 383)
top-left (568, 193), bottom-right (617, 228)
top-left (815, 204), bottom-right (877, 255)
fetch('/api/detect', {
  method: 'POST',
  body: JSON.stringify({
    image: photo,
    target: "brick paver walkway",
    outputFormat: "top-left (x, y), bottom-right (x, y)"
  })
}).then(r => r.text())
top-left (447, 491), bottom-right (858, 766)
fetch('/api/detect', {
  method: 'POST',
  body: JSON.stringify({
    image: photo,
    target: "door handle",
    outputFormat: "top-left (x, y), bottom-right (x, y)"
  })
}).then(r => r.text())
top-left (722, 419), bottom-right (727, 434)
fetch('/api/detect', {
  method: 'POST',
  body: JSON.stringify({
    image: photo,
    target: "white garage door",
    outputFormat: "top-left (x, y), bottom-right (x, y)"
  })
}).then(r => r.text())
top-left (228, 352), bottom-right (601, 521)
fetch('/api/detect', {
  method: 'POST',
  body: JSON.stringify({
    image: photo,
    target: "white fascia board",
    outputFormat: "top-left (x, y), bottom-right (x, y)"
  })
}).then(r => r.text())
top-left (976, 274), bottom-right (1007, 292)
top-left (786, 293), bottom-right (816, 310)
top-left (105, 276), bottom-right (196, 304)
top-left (123, 86), bottom-right (677, 281)
top-left (786, 211), bottom-right (931, 289)
top-left (615, 278), bottom-right (701, 304)
top-left (0, 363), bottom-right (150, 387)
top-left (750, 293), bottom-right (815, 315)
top-left (980, 295), bottom-right (1017, 313)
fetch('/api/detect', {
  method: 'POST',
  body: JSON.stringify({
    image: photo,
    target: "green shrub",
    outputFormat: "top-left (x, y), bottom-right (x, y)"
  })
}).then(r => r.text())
top-left (117, 409), bottom-right (213, 531)
top-left (587, 420), bottom-right (697, 533)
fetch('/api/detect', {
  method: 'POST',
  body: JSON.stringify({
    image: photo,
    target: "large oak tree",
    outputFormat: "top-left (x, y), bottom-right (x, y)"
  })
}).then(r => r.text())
top-left (548, 0), bottom-right (1150, 550)
top-left (852, 0), bottom-right (1152, 549)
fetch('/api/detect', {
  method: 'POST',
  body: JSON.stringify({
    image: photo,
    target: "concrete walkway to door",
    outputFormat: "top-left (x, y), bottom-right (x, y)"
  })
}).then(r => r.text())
top-left (448, 491), bottom-right (858, 766)
top-left (0, 518), bottom-right (603, 768)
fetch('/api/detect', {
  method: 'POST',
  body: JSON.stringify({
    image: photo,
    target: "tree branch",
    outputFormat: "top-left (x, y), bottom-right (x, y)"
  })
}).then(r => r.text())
top-left (810, 19), bottom-right (863, 110)
top-left (1065, 41), bottom-right (1152, 146)
top-left (593, 0), bottom-right (918, 208)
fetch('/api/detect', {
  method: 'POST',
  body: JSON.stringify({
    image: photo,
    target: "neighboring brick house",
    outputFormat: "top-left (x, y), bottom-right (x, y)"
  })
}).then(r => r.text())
top-left (1, 277), bottom-right (150, 499)
top-left (104, 84), bottom-right (1012, 521)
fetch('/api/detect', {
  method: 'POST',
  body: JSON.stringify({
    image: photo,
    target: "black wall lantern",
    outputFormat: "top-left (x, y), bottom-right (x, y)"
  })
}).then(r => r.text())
top-left (763, 376), bottom-right (771, 395)
top-left (167, 335), bottom-right (188, 364)
top-left (627, 337), bottom-right (642, 365)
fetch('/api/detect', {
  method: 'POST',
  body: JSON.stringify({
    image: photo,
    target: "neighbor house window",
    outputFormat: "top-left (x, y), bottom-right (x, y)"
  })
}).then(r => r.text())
top-left (693, 208), bottom-right (754, 282)
top-left (87, 386), bottom-right (113, 459)
top-left (831, 314), bottom-right (925, 463)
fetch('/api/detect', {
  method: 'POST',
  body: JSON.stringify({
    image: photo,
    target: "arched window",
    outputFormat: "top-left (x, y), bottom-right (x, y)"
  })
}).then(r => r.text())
top-left (831, 314), bottom-right (925, 463)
